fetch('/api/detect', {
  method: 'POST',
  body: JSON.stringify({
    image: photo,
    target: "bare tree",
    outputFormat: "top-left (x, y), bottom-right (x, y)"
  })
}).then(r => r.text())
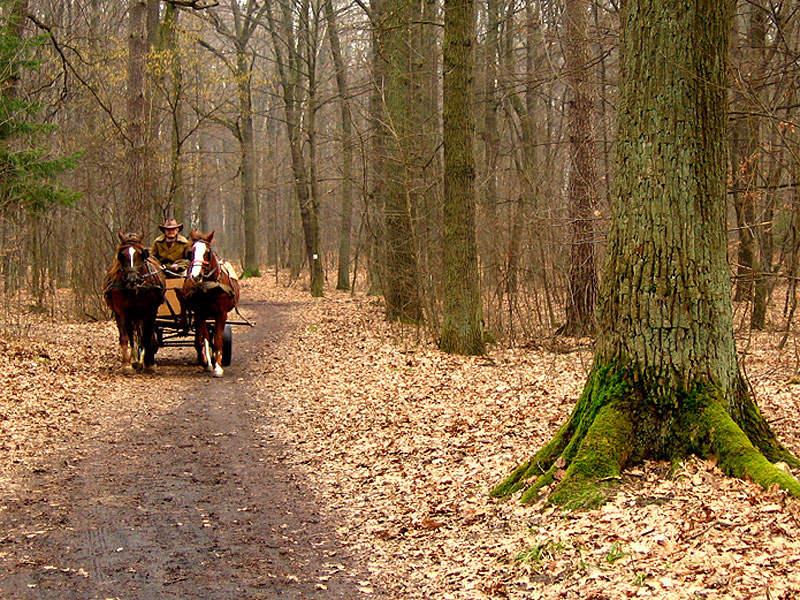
top-left (440, 0), bottom-right (484, 354)
top-left (266, 0), bottom-right (324, 296)
top-left (201, 0), bottom-right (269, 275)
top-left (124, 0), bottom-right (150, 234)
top-left (324, 0), bottom-right (355, 291)
top-left (560, 0), bottom-right (598, 336)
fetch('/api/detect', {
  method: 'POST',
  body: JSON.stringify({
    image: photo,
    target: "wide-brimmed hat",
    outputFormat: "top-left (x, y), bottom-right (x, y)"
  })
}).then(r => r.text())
top-left (159, 218), bottom-right (183, 233)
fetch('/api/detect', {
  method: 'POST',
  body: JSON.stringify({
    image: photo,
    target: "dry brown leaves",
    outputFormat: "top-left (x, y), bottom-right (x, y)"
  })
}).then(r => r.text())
top-left (250, 277), bottom-right (800, 600)
top-left (4, 275), bottom-right (800, 599)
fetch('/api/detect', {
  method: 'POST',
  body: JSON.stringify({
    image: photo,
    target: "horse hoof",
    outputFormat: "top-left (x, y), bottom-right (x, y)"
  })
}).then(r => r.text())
top-left (212, 366), bottom-right (224, 378)
top-left (122, 365), bottom-right (135, 375)
top-left (144, 365), bottom-right (156, 374)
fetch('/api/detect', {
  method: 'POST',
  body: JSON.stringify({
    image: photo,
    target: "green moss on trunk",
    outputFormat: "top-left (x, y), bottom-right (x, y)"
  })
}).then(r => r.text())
top-left (545, 401), bottom-right (635, 509)
top-left (490, 364), bottom-right (626, 498)
top-left (492, 361), bottom-right (800, 509)
top-left (700, 398), bottom-right (800, 495)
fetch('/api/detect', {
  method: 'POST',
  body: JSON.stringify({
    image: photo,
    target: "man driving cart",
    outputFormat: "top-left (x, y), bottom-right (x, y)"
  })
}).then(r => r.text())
top-left (151, 218), bottom-right (190, 276)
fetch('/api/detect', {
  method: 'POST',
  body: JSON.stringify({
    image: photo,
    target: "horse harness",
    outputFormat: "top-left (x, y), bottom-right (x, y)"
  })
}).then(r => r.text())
top-left (104, 243), bottom-right (165, 295)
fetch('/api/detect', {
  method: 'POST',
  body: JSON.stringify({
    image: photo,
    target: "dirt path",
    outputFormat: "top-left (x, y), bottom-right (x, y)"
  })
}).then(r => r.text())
top-left (0, 300), bottom-right (377, 600)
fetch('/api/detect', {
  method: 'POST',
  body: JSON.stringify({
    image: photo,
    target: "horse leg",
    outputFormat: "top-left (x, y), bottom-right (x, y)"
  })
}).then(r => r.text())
top-left (118, 314), bottom-right (134, 375)
top-left (210, 314), bottom-right (226, 378)
top-left (131, 320), bottom-right (145, 371)
top-left (195, 318), bottom-right (212, 372)
top-left (142, 313), bottom-right (157, 373)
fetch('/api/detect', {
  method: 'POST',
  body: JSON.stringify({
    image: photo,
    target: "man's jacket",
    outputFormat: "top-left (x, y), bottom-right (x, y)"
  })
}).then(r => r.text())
top-left (151, 234), bottom-right (190, 265)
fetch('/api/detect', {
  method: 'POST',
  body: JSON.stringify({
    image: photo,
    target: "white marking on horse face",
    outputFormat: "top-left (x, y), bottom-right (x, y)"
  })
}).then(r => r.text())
top-left (124, 246), bottom-right (136, 268)
top-left (190, 241), bottom-right (208, 279)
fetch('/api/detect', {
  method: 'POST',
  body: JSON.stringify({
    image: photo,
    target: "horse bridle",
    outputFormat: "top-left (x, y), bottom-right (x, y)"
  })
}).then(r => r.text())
top-left (118, 242), bottom-right (161, 288)
top-left (189, 241), bottom-right (219, 282)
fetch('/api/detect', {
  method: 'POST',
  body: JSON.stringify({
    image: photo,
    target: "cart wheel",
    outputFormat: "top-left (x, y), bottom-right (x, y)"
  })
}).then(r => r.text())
top-left (221, 324), bottom-right (233, 366)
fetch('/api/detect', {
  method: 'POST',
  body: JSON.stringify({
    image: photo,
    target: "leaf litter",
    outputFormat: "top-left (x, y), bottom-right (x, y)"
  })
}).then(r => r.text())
top-left (2, 274), bottom-right (800, 599)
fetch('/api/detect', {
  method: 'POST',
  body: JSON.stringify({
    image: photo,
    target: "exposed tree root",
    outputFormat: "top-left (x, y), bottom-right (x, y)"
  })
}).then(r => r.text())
top-left (700, 399), bottom-right (800, 496)
top-left (492, 362), bottom-right (800, 509)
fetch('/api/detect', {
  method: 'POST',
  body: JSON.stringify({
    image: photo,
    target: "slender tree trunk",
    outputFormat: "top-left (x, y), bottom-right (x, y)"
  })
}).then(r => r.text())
top-left (561, 0), bottom-right (598, 337)
top-left (202, 0), bottom-right (269, 273)
top-left (378, 0), bottom-right (423, 322)
top-left (300, 0), bottom-right (323, 296)
top-left (410, 0), bottom-right (442, 323)
top-left (124, 0), bottom-right (149, 235)
top-left (493, 0), bottom-right (799, 509)
top-left (746, 2), bottom-right (770, 330)
top-left (480, 0), bottom-right (500, 294)
top-left (267, 0), bottom-right (322, 295)
top-left (729, 1), bottom-right (760, 307)
top-left (325, 0), bottom-right (355, 291)
top-left (367, 0), bottom-right (386, 297)
top-left (440, 0), bottom-right (483, 355)
top-left (502, 0), bottom-right (540, 336)
top-left (235, 45), bottom-right (260, 275)
top-left (159, 4), bottom-right (187, 225)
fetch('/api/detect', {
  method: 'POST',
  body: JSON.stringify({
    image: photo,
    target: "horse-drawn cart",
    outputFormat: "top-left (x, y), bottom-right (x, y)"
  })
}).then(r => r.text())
top-left (105, 230), bottom-right (246, 377)
top-left (154, 277), bottom-right (249, 368)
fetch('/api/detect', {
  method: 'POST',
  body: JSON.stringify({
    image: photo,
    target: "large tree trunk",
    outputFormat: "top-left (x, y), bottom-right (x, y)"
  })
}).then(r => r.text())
top-left (440, 0), bottom-right (484, 355)
top-left (493, 0), bottom-right (799, 509)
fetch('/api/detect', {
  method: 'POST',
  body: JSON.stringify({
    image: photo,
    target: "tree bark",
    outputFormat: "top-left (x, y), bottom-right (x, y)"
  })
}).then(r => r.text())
top-left (560, 0), bottom-right (598, 337)
top-left (440, 0), bottom-right (484, 355)
top-left (493, 0), bottom-right (799, 509)
top-left (124, 0), bottom-right (150, 235)
top-left (378, 0), bottom-right (423, 322)
top-left (325, 0), bottom-right (355, 291)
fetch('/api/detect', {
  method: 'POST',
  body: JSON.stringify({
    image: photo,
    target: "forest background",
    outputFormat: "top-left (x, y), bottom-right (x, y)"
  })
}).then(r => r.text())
top-left (0, 0), bottom-right (799, 351)
top-left (2, 2), bottom-right (800, 595)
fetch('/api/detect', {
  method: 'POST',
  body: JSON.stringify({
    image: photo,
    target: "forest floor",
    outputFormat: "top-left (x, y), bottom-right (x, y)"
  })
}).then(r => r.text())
top-left (2, 273), bottom-right (800, 599)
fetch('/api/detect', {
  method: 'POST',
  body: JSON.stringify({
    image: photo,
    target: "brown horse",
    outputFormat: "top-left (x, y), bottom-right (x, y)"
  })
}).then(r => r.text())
top-left (103, 232), bottom-right (166, 374)
top-left (181, 230), bottom-right (240, 377)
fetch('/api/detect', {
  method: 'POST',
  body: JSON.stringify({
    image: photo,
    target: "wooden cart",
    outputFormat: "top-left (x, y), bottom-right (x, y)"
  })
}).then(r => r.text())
top-left (154, 278), bottom-right (250, 367)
